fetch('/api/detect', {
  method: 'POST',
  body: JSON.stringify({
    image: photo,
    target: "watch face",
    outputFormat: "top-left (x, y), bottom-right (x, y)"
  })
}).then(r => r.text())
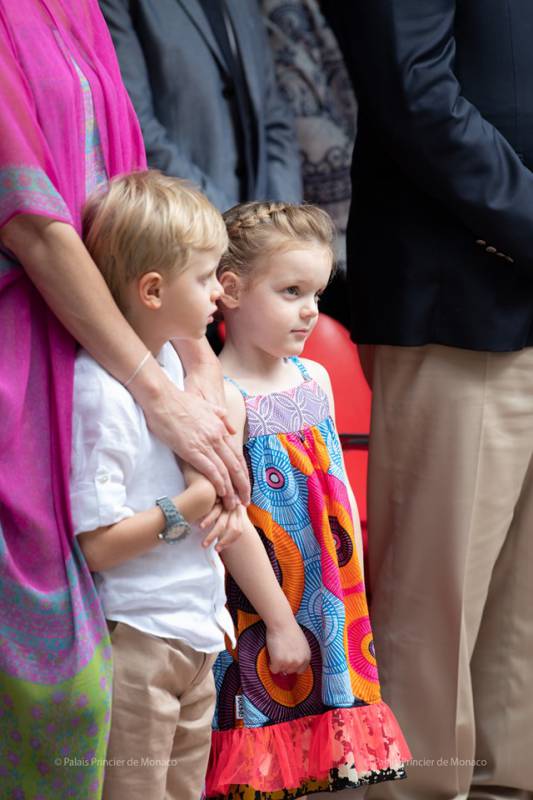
top-left (163, 520), bottom-right (191, 543)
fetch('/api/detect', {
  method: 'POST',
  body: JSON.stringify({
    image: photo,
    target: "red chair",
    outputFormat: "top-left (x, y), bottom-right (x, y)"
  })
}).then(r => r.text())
top-left (302, 314), bottom-right (371, 552)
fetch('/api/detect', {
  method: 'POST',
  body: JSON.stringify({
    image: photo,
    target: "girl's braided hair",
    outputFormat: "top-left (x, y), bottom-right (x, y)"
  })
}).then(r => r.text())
top-left (219, 201), bottom-right (336, 280)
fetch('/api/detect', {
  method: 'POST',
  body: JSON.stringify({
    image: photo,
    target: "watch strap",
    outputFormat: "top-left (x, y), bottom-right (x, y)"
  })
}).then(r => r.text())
top-left (155, 496), bottom-right (191, 543)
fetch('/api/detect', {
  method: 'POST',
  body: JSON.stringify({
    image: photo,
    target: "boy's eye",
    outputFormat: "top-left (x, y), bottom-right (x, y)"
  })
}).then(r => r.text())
top-left (284, 286), bottom-right (299, 296)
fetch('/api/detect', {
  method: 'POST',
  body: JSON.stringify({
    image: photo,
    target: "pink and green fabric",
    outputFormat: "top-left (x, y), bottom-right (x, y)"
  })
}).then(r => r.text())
top-left (0, 2), bottom-right (145, 797)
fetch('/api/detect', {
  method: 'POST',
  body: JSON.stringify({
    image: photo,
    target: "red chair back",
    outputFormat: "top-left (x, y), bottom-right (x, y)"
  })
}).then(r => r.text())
top-left (302, 315), bottom-right (371, 548)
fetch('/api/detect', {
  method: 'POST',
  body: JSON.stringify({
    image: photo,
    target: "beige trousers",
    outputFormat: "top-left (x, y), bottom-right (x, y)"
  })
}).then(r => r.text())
top-left (102, 622), bottom-right (216, 800)
top-left (359, 345), bottom-right (533, 800)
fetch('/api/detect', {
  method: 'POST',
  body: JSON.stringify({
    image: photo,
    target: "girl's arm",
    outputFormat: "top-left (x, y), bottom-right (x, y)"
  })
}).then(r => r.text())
top-left (222, 508), bottom-right (311, 674)
top-left (77, 478), bottom-right (217, 573)
top-left (303, 358), bottom-right (366, 573)
top-left (214, 382), bottom-right (311, 674)
top-left (0, 214), bottom-right (248, 501)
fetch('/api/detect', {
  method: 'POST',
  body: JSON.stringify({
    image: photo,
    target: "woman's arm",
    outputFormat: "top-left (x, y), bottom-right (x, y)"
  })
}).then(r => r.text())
top-left (77, 479), bottom-right (216, 573)
top-left (0, 214), bottom-right (248, 500)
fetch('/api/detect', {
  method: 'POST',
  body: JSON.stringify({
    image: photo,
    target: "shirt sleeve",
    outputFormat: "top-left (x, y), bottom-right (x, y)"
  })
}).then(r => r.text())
top-left (345, 0), bottom-right (533, 266)
top-left (70, 356), bottom-right (140, 534)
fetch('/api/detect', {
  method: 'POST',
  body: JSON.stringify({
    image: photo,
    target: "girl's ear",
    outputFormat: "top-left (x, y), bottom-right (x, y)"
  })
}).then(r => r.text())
top-left (138, 271), bottom-right (164, 310)
top-left (218, 271), bottom-right (242, 309)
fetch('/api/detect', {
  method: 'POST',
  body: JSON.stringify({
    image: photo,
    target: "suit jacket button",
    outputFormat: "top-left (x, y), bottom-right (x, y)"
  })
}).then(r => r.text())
top-left (486, 246), bottom-right (497, 254)
top-left (476, 239), bottom-right (486, 246)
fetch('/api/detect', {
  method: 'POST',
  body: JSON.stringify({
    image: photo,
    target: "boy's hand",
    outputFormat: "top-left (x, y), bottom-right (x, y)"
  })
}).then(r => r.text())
top-left (200, 502), bottom-right (245, 552)
top-left (266, 620), bottom-right (311, 675)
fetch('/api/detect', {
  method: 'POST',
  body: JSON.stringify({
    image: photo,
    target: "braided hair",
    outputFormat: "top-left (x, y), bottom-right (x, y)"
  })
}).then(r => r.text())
top-left (219, 201), bottom-right (336, 281)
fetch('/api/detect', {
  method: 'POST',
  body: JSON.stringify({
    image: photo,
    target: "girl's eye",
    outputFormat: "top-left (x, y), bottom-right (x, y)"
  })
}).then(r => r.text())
top-left (285, 286), bottom-right (299, 296)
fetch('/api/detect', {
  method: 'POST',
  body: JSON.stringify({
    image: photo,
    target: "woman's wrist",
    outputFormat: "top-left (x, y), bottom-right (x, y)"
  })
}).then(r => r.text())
top-left (126, 355), bottom-right (172, 407)
top-left (173, 336), bottom-right (219, 371)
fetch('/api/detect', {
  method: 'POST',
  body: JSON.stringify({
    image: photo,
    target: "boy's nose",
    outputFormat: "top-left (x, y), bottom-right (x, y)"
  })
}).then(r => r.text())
top-left (211, 279), bottom-right (224, 300)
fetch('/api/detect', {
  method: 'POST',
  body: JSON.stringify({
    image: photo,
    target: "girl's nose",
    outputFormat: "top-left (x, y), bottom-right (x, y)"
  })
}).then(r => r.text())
top-left (301, 301), bottom-right (319, 319)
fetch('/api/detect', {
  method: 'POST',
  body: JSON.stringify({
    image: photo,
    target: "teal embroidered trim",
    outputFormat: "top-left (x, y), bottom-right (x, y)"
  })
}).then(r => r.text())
top-left (0, 167), bottom-right (72, 228)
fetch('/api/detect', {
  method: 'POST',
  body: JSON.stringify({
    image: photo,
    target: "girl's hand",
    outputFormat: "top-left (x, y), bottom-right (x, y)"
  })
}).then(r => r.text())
top-left (266, 620), bottom-right (311, 675)
top-left (199, 498), bottom-right (225, 533)
top-left (201, 502), bottom-right (245, 552)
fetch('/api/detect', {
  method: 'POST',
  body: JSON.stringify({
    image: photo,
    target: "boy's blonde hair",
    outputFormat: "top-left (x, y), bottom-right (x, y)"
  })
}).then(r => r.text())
top-left (83, 170), bottom-right (228, 309)
top-left (218, 201), bottom-right (336, 281)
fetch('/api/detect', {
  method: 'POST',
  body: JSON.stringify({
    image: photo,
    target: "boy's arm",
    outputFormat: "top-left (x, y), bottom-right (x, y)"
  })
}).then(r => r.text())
top-left (78, 478), bottom-right (216, 573)
top-left (72, 367), bottom-right (217, 573)
top-left (303, 358), bottom-right (366, 574)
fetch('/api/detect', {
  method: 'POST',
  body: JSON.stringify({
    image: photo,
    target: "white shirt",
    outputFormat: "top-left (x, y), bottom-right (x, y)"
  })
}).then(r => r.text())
top-left (70, 342), bottom-right (234, 653)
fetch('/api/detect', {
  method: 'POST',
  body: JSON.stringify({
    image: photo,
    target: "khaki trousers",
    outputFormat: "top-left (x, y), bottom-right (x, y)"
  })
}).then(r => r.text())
top-left (102, 622), bottom-right (216, 800)
top-left (359, 345), bottom-right (533, 800)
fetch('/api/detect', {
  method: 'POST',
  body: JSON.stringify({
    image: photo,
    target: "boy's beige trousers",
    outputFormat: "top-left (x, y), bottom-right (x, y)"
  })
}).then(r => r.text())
top-left (102, 621), bottom-right (216, 800)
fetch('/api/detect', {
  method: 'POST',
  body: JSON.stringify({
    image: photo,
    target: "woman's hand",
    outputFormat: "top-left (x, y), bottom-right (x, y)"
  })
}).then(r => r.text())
top-left (174, 338), bottom-right (251, 507)
top-left (133, 360), bottom-right (250, 504)
top-left (266, 620), bottom-right (311, 675)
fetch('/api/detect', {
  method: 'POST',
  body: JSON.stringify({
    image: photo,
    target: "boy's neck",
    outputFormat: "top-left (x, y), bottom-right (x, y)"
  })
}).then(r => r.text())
top-left (125, 308), bottom-right (166, 358)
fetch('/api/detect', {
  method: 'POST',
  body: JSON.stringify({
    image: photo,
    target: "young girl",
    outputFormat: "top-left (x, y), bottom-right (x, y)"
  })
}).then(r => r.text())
top-left (205, 202), bottom-right (411, 799)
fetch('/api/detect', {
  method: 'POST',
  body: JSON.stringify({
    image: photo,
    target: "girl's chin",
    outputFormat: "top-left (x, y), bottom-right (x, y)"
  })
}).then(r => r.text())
top-left (281, 341), bottom-right (306, 358)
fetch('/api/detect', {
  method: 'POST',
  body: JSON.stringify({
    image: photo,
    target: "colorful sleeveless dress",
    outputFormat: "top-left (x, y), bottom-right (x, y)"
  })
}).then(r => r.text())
top-left (206, 358), bottom-right (410, 799)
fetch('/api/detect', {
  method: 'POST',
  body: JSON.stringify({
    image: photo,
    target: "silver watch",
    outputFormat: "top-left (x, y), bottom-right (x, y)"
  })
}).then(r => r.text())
top-left (155, 496), bottom-right (191, 543)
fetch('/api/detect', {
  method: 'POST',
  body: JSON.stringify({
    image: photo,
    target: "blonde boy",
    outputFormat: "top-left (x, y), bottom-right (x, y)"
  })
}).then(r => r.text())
top-left (71, 171), bottom-right (234, 799)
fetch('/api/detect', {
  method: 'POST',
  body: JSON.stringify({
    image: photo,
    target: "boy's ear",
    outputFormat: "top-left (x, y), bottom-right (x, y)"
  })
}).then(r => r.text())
top-left (218, 271), bottom-right (242, 309)
top-left (138, 271), bottom-right (164, 309)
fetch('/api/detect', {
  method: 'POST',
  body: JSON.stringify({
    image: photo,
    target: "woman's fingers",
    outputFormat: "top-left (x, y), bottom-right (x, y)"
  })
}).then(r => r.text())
top-left (214, 406), bottom-right (237, 435)
top-left (213, 435), bottom-right (250, 505)
top-left (186, 452), bottom-right (228, 498)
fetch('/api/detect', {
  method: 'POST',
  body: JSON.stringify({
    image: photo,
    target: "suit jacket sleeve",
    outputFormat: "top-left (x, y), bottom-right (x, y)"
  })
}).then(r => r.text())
top-left (99, 0), bottom-right (234, 210)
top-left (348, 0), bottom-right (533, 265)
top-left (258, 14), bottom-right (303, 203)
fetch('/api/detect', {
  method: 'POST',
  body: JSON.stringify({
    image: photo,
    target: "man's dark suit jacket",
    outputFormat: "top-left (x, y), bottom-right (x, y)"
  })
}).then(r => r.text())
top-left (334, 0), bottom-right (533, 351)
top-left (99, 0), bottom-right (302, 211)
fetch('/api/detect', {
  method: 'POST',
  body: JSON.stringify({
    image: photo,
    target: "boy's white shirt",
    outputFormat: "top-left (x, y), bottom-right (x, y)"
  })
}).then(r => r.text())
top-left (70, 341), bottom-right (235, 653)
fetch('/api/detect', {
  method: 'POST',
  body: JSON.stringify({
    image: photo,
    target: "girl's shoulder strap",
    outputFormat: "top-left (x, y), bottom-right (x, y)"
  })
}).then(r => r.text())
top-left (223, 375), bottom-right (249, 398)
top-left (289, 356), bottom-right (312, 382)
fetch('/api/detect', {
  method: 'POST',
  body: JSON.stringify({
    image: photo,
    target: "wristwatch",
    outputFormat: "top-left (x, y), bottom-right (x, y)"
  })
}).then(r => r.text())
top-left (155, 496), bottom-right (191, 544)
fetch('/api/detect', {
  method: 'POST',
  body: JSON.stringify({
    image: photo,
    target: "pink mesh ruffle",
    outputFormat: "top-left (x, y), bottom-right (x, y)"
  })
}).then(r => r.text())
top-left (206, 700), bottom-right (411, 795)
